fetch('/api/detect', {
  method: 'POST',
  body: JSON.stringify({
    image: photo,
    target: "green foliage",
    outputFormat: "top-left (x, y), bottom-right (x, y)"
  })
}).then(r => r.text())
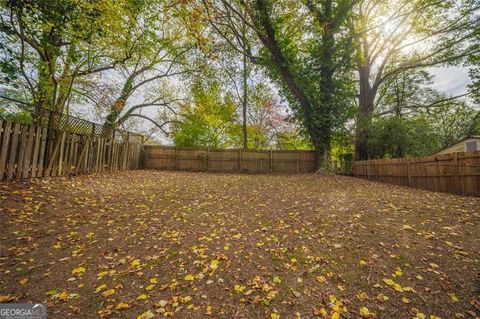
top-left (368, 116), bottom-right (441, 158)
top-left (172, 80), bottom-right (240, 148)
top-left (0, 107), bottom-right (33, 124)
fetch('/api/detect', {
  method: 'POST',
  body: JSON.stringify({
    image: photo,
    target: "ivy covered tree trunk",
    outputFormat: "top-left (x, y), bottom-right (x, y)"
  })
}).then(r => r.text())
top-left (355, 65), bottom-right (376, 160)
top-left (36, 59), bottom-right (56, 110)
top-left (103, 77), bottom-right (134, 136)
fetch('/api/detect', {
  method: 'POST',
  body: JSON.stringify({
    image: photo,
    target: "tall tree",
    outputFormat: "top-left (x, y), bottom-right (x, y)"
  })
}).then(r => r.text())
top-left (200, 0), bottom-right (357, 164)
top-left (0, 0), bottom-right (144, 114)
top-left (352, 0), bottom-right (480, 159)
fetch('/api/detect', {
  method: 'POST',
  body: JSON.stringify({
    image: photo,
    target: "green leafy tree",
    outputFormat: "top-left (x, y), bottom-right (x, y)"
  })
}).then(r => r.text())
top-left (172, 79), bottom-right (240, 148)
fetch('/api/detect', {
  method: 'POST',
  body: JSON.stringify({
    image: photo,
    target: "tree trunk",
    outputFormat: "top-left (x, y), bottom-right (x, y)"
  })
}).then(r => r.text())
top-left (355, 65), bottom-right (375, 160)
top-left (242, 25), bottom-right (248, 149)
top-left (103, 77), bottom-right (134, 136)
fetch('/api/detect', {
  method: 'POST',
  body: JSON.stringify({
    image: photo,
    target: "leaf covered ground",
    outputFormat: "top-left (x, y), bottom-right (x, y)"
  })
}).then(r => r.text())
top-left (1, 171), bottom-right (479, 319)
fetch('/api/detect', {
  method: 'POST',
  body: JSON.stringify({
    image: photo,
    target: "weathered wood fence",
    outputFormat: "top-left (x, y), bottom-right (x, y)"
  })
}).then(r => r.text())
top-left (143, 146), bottom-right (318, 174)
top-left (0, 119), bottom-right (142, 181)
top-left (352, 152), bottom-right (480, 196)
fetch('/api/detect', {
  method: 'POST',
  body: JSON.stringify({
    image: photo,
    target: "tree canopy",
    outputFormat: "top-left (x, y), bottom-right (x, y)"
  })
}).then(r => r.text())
top-left (0, 0), bottom-right (479, 160)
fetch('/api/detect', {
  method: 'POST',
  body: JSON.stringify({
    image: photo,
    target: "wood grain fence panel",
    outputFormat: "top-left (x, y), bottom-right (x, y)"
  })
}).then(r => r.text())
top-left (0, 119), bottom-right (142, 181)
top-left (353, 151), bottom-right (480, 196)
top-left (0, 121), bottom-right (12, 178)
top-left (143, 146), bottom-right (318, 174)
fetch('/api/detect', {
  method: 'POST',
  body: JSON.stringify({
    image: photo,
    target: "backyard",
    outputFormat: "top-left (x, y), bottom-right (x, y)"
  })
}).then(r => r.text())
top-left (0, 171), bottom-right (479, 319)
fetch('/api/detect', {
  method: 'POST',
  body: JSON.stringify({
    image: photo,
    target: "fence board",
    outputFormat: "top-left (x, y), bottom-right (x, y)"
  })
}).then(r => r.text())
top-left (144, 145), bottom-right (318, 174)
top-left (0, 121), bottom-right (12, 177)
top-left (353, 152), bottom-right (480, 196)
top-left (0, 119), bottom-right (142, 182)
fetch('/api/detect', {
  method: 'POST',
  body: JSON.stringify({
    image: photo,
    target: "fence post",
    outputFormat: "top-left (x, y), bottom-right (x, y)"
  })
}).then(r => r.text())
top-left (269, 150), bottom-right (273, 173)
top-left (454, 152), bottom-right (460, 194)
top-left (238, 149), bottom-right (242, 172)
top-left (366, 160), bottom-right (370, 180)
top-left (407, 159), bottom-right (411, 186)
top-left (205, 148), bottom-right (209, 172)
top-left (297, 152), bottom-right (301, 173)
top-left (174, 147), bottom-right (178, 170)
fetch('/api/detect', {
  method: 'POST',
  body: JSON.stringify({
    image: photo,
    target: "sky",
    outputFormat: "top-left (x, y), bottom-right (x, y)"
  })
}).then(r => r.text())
top-left (430, 66), bottom-right (472, 97)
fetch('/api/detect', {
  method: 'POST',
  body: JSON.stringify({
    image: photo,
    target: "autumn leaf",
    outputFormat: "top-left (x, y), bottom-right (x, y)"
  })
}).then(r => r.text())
top-left (72, 266), bottom-right (86, 276)
top-left (184, 274), bottom-right (195, 281)
top-left (115, 302), bottom-right (130, 310)
top-left (0, 295), bottom-right (18, 302)
top-left (131, 259), bottom-right (141, 267)
top-left (95, 284), bottom-right (107, 293)
top-left (382, 278), bottom-right (403, 292)
top-left (102, 289), bottom-right (116, 297)
top-left (137, 310), bottom-right (155, 319)
top-left (234, 284), bottom-right (246, 293)
top-left (210, 260), bottom-right (219, 270)
top-left (359, 306), bottom-right (373, 317)
top-left (19, 278), bottom-right (29, 285)
top-left (315, 276), bottom-right (326, 283)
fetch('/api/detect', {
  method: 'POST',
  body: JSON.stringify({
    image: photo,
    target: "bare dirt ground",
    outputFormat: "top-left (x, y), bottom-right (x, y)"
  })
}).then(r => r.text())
top-left (1, 170), bottom-right (479, 319)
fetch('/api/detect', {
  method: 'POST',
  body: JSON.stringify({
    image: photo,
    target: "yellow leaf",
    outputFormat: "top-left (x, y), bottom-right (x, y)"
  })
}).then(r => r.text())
top-left (234, 285), bottom-right (246, 293)
top-left (205, 305), bottom-right (212, 315)
top-left (315, 276), bottom-right (326, 283)
top-left (402, 297), bottom-right (410, 303)
top-left (382, 278), bottom-right (403, 292)
top-left (115, 302), bottom-right (130, 310)
top-left (57, 291), bottom-right (69, 301)
top-left (357, 292), bottom-right (368, 301)
top-left (149, 278), bottom-right (157, 284)
top-left (52, 243), bottom-right (61, 249)
top-left (137, 294), bottom-right (148, 300)
top-left (137, 310), bottom-right (155, 319)
top-left (210, 260), bottom-right (219, 270)
top-left (157, 300), bottom-right (168, 307)
top-left (97, 271), bottom-right (109, 278)
top-left (184, 274), bottom-right (195, 281)
top-left (145, 284), bottom-right (155, 291)
top-left (331, 312), bottom-right (340, 319)
top-left (402, 225), bottom-right (413, 230)
top-left (448, 292), bottom-right (459, 302)
top-left (102, 289), bottom-right (116, 297)
top-left (271, 312), bottom-right (280, 319)
top-left (72, 266), bottom-right (86, 276)
top-left (19, 278), bottom-right (29, 285)
top-left (273, 276), bottom-right (281, 284)
top-left (131, 260), bottom-right (141, 267)
top-left (359, 260), bottom-right (367, 266)
top-left (359, 306), bottom-right (372, 317)
top-left (95, 284), bottom-right (107, 293)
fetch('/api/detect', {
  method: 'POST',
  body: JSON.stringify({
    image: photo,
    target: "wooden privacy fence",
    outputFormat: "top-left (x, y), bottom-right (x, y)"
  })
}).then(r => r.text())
top-left (0, 119), bottom-right (142, 181)
top-left (352, 151), bottom-right (480, 196)
top-left (143, 145), bottom-right (318, 174)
